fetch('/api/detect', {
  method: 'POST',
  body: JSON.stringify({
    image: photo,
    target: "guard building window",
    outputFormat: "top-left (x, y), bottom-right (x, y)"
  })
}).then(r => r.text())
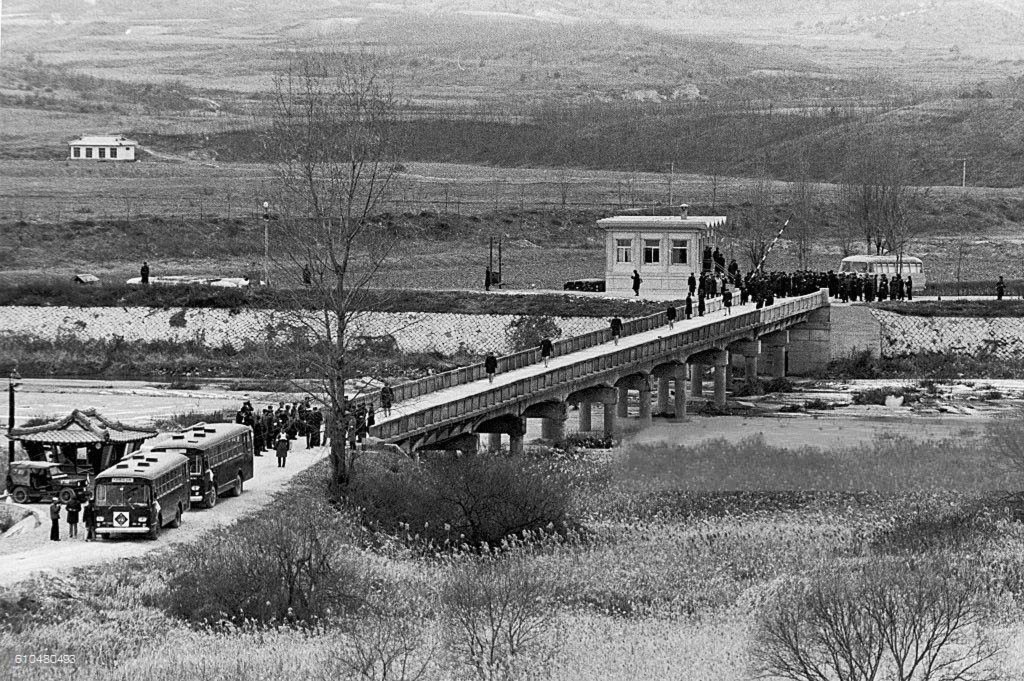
top-left (615, 239), bottom-right (632, 263)
top-left (72, 147), bottom-right (81, 158)
top-left (109, 147), bottom-right (118, 158)
top-left (643, 239), bottom-right (661, 264)
top-left (98, 148), bottom-right (106, 159)
top-left (85, 148), bottom-right (93, 158)
top-left (671, 239), bottom-right (688, 264)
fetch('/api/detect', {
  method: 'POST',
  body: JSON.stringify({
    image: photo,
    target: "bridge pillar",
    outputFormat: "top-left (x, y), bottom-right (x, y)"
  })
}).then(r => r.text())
top-left (603, 402), bottom-right (616, 438)
top-left (787, 306), bottom-right (831, 375)
top-left (638, 382), bottom-right (652, 425)
top-left (729, 341), bottom-right (762, 386)
top-left (689, 363), bottom-right (704, 397)
top-left (761, 330), bottom-right (790, 379)
top-left (539, 403), bottom-right (568, 442)
top-left (487, 432), bottom-right (502, 452)
top-left (509, 432), bottom-right (524, 455)
top-left (578, 402), bottom-right (592, 432)
top-left (657, 376), bottom-right (671, 414)
top-left (616, 386), bottom-right (629, 418)
top-left (725, 359), bottom-right (733, 387)
top-left (674, 373), bottom-right (687, 418)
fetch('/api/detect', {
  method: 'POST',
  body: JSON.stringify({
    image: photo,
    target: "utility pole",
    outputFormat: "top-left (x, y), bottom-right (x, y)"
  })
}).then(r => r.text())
top-left (962, 158), bottom-right (967, 188)
top-left (8, 370), bottom-right (21, 466)
top-left (262, 201), bottom-right (270, 286)
top-left (669, 162), bottom-right (674, 206)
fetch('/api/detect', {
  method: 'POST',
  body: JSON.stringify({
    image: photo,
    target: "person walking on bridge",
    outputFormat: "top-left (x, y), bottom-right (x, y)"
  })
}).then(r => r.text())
top-left (485, 352), bottom-right (498, 382)
top-left (684, 294), bottom-right (693, 320)
top-left (540, 337), bottom-right (554, 366)
top-left (610, 317), bottom-right (623, 345)
top-left (380, 383), bottom-right (394, 417)
top-left (666, 304), bottom-right (677, 329)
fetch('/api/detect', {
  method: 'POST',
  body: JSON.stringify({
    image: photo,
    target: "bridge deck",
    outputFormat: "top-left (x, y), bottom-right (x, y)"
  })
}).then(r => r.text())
top-left (368, 291), bottom-right (827, 447)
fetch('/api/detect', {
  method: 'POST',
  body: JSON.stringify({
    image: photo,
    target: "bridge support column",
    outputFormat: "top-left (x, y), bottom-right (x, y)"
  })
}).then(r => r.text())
top-left (657, 376), bottom-right (671, 415)
top-left (616, 387), bottom-right (629, 418)
top-left (509, 432), bottom-right (524, 455)
top-left (714, 364), bottom-right (727, 407)
top-left (674, 373), bottom-right (687, 418)
top-left (725, 359), bottom-right (733, 387)
top-left (578, 402), bottom-right (592, 432)
top-left (603, 402), bottom-right (616, 438)
top-left (690, 363), bottom-right (704, 397)
top-left (638, 383), bottom-right (652, 425)
top-left (539, 403), bottom-right (568, 442)
top-left (729, 341), bottom-right (762, 387)
top-left (487, 433), bottom-right (502, 452)
top-left (761, 330), bottom-right (790, 379)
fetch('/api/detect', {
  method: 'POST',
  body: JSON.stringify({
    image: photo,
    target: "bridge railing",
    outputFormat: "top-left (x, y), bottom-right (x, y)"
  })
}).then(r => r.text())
top-left (382, 296), bottom-right (736, 406)
top-left (374, 291), bottom-right (826, 442)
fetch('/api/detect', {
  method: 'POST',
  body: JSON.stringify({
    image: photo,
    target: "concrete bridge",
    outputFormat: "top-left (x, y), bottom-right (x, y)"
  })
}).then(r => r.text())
top-left (370, 290), bottom-right (831, 455)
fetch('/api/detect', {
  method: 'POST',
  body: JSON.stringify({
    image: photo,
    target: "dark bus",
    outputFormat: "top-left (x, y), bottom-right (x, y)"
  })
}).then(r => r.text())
top-left (94, 451), bottom-right (190, 539)
top-left (145, 422), bottom-right (254, 509)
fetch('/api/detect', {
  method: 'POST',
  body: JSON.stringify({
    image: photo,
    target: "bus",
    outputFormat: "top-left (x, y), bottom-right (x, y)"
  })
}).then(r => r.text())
top-left (839, 255), bottom-right (926, 289)
top-left (145, 422), bottom-right (254, 509)
top-left (94, 451), bottom-right (190, 539)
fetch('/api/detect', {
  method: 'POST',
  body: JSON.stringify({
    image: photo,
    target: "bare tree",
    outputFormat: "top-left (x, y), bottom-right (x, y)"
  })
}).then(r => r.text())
top-left (265, 51), bottom-right (402, 490)
top-left (730, 170), bottom-right (777, 272)
top-left (752, 559), bottom-right (1000, 681)
top-left (442, 550), bottom-right (563, 681)
top-left (840, 131), bottom-right (922, 263)
top-left (788, 156), bottom-right (817, 269)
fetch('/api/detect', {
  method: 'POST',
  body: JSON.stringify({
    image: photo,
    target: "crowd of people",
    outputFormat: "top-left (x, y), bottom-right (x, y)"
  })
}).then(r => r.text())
top-left (234, 386), bottom-right (396, 462)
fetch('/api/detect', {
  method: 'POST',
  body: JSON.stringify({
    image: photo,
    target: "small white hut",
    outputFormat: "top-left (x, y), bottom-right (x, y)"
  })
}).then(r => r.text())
top-left (68, 135), bottom-right (139, 161)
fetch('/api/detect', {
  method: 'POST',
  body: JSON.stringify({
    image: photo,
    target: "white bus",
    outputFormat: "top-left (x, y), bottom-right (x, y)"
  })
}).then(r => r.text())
top-left (839, 255), bottom-right (926, 289)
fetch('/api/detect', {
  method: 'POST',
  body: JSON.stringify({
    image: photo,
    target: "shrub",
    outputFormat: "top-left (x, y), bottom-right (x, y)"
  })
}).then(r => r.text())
top-left (762, 377), bottom-right (795, 393)
top-left (802, 398), bottom-right (832, 410)
top-left (160, 495), bottom-right (364, 625)
top-left (504, 315), bottom-right (562, 352)
top-left (852, 386), bottom-right (919, 406)
top-left (153, 409), bottom-right (233, 430)
top-left (824, 349), bottom-right (880, 379)
top-left (348, 451), bottom-right (578, 548)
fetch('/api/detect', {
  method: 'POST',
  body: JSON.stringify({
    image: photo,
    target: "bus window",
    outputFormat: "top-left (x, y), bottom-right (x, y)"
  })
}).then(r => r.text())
top-left (96, 483), bottom-right (151, 506)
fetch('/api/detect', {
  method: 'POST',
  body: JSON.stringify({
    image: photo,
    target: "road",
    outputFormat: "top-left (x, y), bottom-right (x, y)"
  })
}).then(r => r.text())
top-left (0, 439), bottom-right (328, 587)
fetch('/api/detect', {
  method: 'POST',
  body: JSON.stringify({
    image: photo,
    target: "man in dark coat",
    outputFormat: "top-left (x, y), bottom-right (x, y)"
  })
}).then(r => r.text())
top-left (666, 304), bottom-right (677, 329)
top-left (66, 497), bottom-right (81, 539)
top-left (688, 273), bottom-right (697, 296)
top-left (83, 498), bottom-right (97, 541)
top-left (540, 337), bottom-right (554, 366)
top-left (140, 261), bottom-right (150, 285)
top-left (684, 295), bottom-right (693, 320)
top-left (49, 499), bottom-right (61, 541)
top-left (485, 352), bottom-right (498, 382)
top-left (380, 383), bottom-right (394, 417)
top-left (631, 269), bottom-right (642, 296)
top-left (610, 317), bottom-right (623, 345)
top-left (697, 292), bottom-right (706, 317)
top-left (906, 275), bottom-right (913, 301)
top-left (723, 288), bottom-right (733, 315)
top-left (997, 276), bottom-right (1006, 300)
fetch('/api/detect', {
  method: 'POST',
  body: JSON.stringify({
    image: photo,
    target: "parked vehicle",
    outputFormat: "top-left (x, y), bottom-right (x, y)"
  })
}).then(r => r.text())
top-left (144, 422), bottom-right (253, 509)
top-left (839, 255), bottom-right (926, 289)
top-left (5, 461), bottom-right (89, 504)
top-left (93, 451), bottom-right (190, 539)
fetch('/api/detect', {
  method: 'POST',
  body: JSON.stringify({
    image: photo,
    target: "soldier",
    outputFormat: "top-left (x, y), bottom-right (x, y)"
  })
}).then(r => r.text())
top-left (688, 272), bottom-right (697, 296)
top-left (997, 276), bottom-right (1006, 300)
top-left (485, 352), bottom-right (498, 381)
top-left (140, 261), bottom-right (150, 285)
top-left (684, 294), bottom-right (693, 320)
top-left (906, 275), bottom-right (913, 301)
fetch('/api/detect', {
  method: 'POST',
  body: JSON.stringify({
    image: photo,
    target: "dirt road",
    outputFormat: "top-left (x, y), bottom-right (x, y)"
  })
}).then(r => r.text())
top-left (0, 440), bottom-right (327, 588)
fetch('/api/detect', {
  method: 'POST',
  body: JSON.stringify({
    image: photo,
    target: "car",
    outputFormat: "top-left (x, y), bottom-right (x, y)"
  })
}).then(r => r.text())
top-left (5, 461), bottom-right (90, 504)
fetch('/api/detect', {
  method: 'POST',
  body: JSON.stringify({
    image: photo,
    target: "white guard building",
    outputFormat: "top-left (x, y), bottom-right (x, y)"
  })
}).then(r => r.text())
top-left (600, 206), bottom-right (726, 297)
top-left (68, 135), bottom-right (139, 161)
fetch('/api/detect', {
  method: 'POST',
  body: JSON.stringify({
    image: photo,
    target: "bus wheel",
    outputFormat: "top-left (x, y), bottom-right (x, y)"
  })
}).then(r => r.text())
top-left (206, 490), bottom-right (217, 509)
top-left (149, 515), bottom-right (162, 540)
top-left (58, 488), bottom-right (76, 504)
top-left (230, 473), bottom-right (243, 497)
top-left (169, 505), bottom-right (182, 528)
top-left (11, 487), bottom-right (30, 504)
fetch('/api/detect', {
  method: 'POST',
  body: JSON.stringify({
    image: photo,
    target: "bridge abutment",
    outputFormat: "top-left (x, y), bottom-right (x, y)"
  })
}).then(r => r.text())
top-left (787, 307), bottom-right (831, 375)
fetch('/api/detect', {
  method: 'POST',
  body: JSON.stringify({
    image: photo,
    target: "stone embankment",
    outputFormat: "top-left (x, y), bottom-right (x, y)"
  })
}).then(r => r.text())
top-left (0, 306), bottom-right (608, 355)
